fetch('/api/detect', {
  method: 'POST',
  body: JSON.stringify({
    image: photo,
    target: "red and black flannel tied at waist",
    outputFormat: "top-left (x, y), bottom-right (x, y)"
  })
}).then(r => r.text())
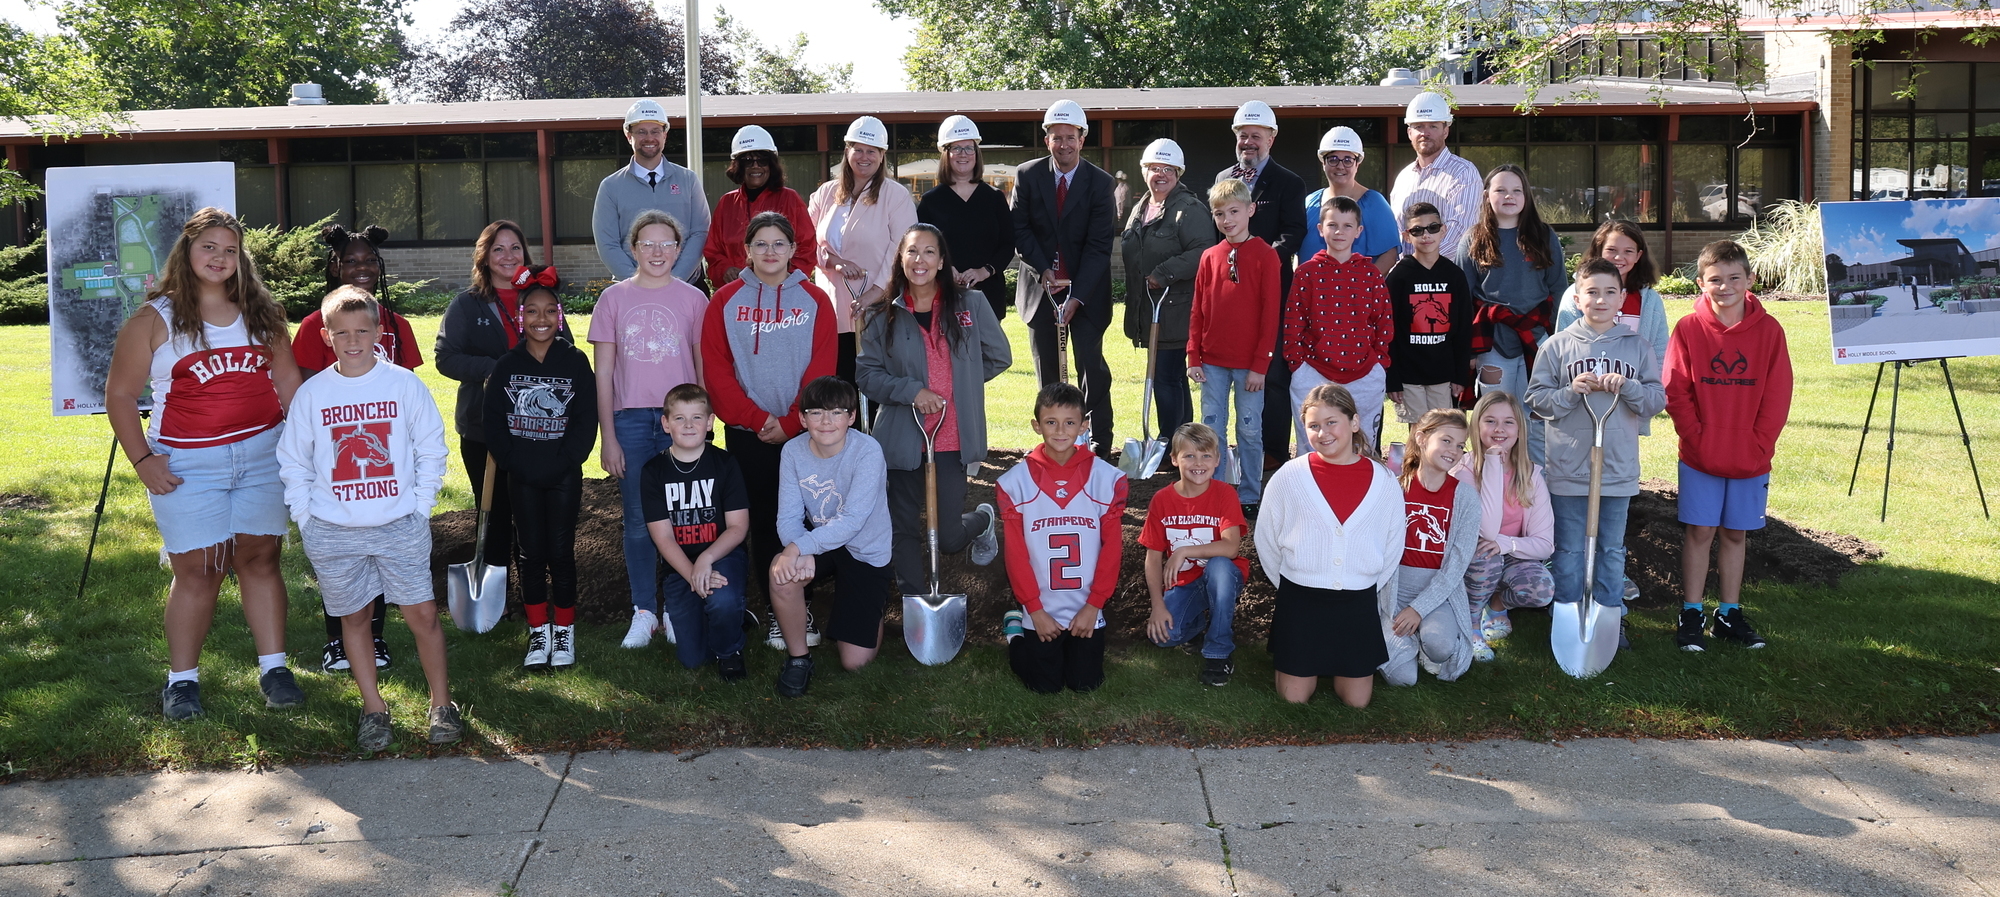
top-left (1469, 296), bottom-right (1555, 365)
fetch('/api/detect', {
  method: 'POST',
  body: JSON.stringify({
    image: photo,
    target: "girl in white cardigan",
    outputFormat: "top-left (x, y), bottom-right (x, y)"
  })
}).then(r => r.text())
top-left (1256, 383), bottom-right (1404, 707)
top-left (1382, 409), bottom-right (1482, 686)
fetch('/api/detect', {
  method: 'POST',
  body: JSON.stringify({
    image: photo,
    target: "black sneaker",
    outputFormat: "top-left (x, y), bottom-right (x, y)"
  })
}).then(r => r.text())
top-left (1711, 607), bottom-right (1767, 649)
top-left (161, 680), bottom-right (203, 720)
top-left (1617, 620), bottom-right (1631, 651)
top-left (776, 655), bottom-right (814, 698)
top-left (1201, 656), bottom-right (1234, 687)
top-left (1676, 607), bottom-right (1708, 652)
top-left (260, 667), bottom-right (306, 709)
top-left (320, 639), bottom-right (350, 673)
top-left (716, 652), bottom-right (747, 682)
top-left (372, 637), bottom-right (393, 670)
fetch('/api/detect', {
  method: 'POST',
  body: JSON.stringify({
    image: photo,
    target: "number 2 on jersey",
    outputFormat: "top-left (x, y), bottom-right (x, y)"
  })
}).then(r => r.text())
top-left (1046, 532), bottom-right (1082, 590)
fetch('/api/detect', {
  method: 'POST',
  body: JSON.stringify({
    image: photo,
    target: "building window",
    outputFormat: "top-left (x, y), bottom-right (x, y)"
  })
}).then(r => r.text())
top-left (1552, 36), bottom-right (1764, 84)
top-left (1388, 115), bottom-right (1669, 228)
top-left (1854, 61), bottom-right (1998, 200)
top-left (1670, 115), bottom-right (1796, 224)
top-left (285, 134), bottom-right (543, 243)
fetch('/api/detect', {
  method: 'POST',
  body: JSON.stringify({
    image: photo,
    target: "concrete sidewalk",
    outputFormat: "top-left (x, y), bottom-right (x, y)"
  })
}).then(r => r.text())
top-left (2, 735), bottom-right (1995, 896)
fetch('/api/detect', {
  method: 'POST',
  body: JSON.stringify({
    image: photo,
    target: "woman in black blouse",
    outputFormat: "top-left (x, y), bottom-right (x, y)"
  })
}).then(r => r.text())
top-left (916, 115), bottom-right (1018, 322)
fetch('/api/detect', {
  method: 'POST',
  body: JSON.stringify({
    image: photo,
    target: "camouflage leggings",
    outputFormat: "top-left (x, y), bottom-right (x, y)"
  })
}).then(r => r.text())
top-left (1463, 552), bottom-right (1555, 627)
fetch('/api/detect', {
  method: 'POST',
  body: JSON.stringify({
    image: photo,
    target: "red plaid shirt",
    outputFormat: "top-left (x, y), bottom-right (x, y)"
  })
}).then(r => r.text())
top-left (1283, 250), bottom-right (1393, 383)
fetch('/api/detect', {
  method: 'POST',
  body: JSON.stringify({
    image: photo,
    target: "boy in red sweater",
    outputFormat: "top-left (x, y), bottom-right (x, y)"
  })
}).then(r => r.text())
top-left (1285, 194), bottom-right (1394, 455)
top-left (1188, 178), bottom-right (1282, 506)
top-left (1663, 240), bottom-right (1793, 652)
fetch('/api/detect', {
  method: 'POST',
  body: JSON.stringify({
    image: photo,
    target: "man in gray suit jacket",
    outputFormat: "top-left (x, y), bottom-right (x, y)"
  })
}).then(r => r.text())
top-left (1012, 100), bottom-right (1119, 460)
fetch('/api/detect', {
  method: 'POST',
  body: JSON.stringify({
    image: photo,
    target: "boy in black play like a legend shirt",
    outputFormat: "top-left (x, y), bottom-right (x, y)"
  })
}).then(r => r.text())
top-left (640, 383), bottom-right (753, 680)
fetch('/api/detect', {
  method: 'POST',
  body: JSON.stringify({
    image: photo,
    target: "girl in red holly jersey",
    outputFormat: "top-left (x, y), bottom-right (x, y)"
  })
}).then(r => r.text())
top-left (106, 207), bottom-right (306, 722)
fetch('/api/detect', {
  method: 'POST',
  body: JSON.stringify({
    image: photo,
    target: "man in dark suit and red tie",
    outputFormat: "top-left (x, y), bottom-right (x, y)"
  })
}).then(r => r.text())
top-left (1012, 99), bottom-right (1120, 461)
top-left (1213, 100), bottom-right (1309, 471)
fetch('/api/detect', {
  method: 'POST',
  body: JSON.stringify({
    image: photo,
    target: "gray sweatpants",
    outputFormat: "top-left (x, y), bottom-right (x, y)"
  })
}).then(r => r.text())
top-left (1381, 566), bottom-right (1461, 687)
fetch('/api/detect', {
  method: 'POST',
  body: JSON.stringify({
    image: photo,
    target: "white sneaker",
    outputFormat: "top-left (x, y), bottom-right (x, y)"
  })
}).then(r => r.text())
top-left (804, 610), bottom-right (822, 648)
top-left (764, 615), bottom-right (786, 650)
top-left (523, 624), bottom-right (551, 670)
top-left (621, 609), bottom-right (658, 649)
top-left (969, 502), bottom-right (1000, 566)
top-left (661, 613), bottom-right (677, 645)
top-left (550, 624), bottom-right (576, 668)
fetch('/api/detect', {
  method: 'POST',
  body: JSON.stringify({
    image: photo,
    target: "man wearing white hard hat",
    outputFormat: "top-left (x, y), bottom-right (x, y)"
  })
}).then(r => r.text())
top-left (701, 125), bottom-right (817, 285)
top-left (1388, 91), bottom-right (1482, 257)
top-left (1011, 99), bottom-right (1119, 460)
top-left (593, 99), bottom-right (710, 284)
top-left (1212, 100), bottom-right (1308, 470)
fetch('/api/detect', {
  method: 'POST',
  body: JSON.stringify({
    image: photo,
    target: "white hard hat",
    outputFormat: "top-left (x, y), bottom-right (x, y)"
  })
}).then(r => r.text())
top-left (730, 125), bottom-right (777, 157)
top-left (1139, 138), bottom-right (1185, 172)
top-left (1405, 91), bottom-right (1454, 124)
top-left (624, 99), bottom-right (669, 131)
top-left (1042, 100), bottom-right (1089, 134)
top-left (1317, 126), bottom-right (1365, 159)
top-left (937, 115), bottom-right (981, 148)
top-left (1232, 100), bottom-right (1279, 132)
top-left (843, 116), bottom-right (889, 149)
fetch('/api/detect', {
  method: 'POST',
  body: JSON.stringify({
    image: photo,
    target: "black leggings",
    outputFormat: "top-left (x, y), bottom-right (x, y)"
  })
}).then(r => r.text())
top-left (510, 469), bottom-right (582, 609)
top-left (726, 427), bottom-right (785, 606)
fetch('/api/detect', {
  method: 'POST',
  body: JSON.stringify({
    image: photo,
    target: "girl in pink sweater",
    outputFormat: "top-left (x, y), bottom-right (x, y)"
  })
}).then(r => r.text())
top-left (1450, 390), bottom-right (1554, 659)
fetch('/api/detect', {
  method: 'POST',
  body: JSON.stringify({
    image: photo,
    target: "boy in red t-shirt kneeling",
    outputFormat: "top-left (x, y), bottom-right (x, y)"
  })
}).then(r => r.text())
top-left (1141, 422), bottom-right (1250, 687)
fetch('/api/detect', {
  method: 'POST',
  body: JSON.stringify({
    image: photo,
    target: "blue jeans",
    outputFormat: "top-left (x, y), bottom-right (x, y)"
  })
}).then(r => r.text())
top-left (1153, 557), bottom-right (1243, 658)
top-left (660, 545), bottom-right (750, 668)
top-left (1550, 494), bottom-right (1629, 608)
top-left (1476, 350), bottom-right (1546, 467)
top-left (1200, 365), bottom-right (1264, 504)
top-left (614, 407), bottom-right (677, 613)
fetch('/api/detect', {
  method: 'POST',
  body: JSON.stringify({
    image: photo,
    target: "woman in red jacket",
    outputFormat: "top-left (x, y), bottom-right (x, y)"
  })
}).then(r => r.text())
top-left (702, 125), bottom-right (817, 286)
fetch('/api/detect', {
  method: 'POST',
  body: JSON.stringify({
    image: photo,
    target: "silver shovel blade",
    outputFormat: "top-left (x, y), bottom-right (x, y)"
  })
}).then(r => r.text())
top-left (446, 561), bottom-right (509, 634)
top-left (1217, 446), bottom-right (1243, 485)
top-left (1549, 598), bottom-right (1621, 678)
top-left (1119, 437), bottom-right (1147, 478)
top-left (1138, 441), bottom-right (1167, 478)
top-left (903, 592), bottom-right (968, 666)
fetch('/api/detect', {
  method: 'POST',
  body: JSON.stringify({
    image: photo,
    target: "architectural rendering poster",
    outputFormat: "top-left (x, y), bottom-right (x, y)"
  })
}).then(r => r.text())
top-left (46, 162), bottom-right (234, 415)
top-left (1821, 197), bottom-right (2000, 364)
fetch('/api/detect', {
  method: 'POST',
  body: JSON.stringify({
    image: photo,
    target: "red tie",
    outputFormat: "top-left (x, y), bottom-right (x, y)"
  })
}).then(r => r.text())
top-left (1056, 175), bottom-right (1068, 216)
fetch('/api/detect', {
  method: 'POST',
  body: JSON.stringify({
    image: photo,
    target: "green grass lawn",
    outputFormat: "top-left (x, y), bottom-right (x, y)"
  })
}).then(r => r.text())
top-left (1, 301), bottom-right (1997, 778)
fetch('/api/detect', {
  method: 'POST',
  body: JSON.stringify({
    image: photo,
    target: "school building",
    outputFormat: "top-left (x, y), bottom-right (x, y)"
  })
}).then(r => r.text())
top-left (2, 9), bottom-right (1992, 293)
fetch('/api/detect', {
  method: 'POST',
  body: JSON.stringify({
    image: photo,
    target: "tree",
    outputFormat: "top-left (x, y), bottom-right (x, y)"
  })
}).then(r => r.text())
top-left (398, 0), bottom-right (742, 103)
top-left (0, 19), bottom-right (124, 208)
top-left (55, 0), bottom-right (412, 109)
top-left (873, 0), bottom-right (1373, 90)
top-left (716, 10), bottom-right (854, 95)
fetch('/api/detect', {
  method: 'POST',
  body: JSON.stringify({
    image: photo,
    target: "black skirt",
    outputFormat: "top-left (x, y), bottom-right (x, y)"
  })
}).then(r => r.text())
top-left (1269, 579), bottom-right (1387, 679)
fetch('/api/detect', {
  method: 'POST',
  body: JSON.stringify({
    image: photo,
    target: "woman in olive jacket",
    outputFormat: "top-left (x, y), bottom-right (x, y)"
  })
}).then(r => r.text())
top-left (858, 224), bottom-right (1013, 594)
top-left (1121, 139), bottom-right (1218, 445)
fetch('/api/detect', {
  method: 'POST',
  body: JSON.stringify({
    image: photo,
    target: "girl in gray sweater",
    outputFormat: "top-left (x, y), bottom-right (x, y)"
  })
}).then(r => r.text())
top-left (1456, 164), bottom-right (1566, 466)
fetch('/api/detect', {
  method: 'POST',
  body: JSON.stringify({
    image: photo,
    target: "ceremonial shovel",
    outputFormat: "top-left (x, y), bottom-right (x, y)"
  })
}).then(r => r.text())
top-left (1120, 285), bottom-right (1168, 479)
top-left (902, 403), bottom-right (968, 665)
top-left (447, 455), bottom-right (509, 633)
top-left (1550, 390), bottom-right (1622, 678)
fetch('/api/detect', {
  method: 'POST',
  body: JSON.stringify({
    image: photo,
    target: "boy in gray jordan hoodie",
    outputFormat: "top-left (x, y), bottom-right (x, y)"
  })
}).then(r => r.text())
top-left (1524, 259), bottom-right (1666, 617)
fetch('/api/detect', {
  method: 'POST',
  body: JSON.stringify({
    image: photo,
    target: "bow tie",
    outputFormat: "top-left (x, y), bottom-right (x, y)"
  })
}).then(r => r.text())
top-left (1231, 165), bottom-right (1256, 182)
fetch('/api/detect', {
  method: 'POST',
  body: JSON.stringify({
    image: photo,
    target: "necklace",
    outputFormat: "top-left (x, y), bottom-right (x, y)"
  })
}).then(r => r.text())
top-left (669, 450), bottom-right (702, 474)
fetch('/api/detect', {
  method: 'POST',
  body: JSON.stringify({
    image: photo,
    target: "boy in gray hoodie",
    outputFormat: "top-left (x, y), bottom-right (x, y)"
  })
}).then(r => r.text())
top-left (1525, 259), bottom-right (1666, 635)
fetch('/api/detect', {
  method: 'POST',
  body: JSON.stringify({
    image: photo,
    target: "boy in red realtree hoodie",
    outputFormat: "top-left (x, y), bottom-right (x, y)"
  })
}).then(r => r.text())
top-left (1284, 194), bottom-right (1395, 452)
top-left (1663, 239), bottom-right (1793, 653)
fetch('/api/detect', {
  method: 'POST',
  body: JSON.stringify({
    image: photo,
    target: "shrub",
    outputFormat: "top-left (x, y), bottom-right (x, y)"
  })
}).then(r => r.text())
top-left (1735, 200), bottom-right (1826, 294)
top-left (243, 217), bottom-right (435, 320)
top-left (0, 233), bottom-right (48, 325)
top-left (1656, 266), bottom-right (1698, 296)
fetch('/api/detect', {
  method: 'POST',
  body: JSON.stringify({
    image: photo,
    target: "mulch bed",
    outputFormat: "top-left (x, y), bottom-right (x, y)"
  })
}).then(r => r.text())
top-left (429, 452), bottom-right (1881, 646)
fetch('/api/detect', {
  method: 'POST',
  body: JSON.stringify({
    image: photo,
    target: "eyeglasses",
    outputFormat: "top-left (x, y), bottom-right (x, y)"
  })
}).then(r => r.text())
top-left (1227, 247), bottom-right (1239, 284)
top-left (801, 408), bottom-right (853, 421)
top-left (945, 146), bottom-right (978, 156)
top-left (750, 240), bottom-right (792, 253)
top-left (1320, 155), bottom-right (1360, 168)
top-left (635, 240), bottom-right (679, 251)
top-left (1404, 222), bottom-right (1444, 236)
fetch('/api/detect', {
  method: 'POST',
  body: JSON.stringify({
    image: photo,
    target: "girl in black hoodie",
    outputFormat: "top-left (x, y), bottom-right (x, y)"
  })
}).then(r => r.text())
top-left (484, 267), bottom-right (598, 670)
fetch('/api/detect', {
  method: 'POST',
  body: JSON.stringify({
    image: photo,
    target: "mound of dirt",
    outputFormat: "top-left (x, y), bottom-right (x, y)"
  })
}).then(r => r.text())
top-left (429, 454), bottom-right (1882, 645)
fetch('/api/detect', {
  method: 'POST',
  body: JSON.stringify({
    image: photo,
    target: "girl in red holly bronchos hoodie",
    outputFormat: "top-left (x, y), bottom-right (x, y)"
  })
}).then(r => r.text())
top-left (1662, 239), bottom-right (1793, 652)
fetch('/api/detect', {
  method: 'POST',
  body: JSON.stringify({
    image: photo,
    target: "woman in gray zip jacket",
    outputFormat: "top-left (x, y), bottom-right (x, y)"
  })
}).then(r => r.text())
top-left (1121, 139), bottom-right (1219, 447)
top-left (857, 224), bottom-right (1013, 594)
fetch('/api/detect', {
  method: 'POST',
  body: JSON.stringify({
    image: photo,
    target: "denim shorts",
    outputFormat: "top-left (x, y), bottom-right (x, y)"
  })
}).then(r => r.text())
top-left (145, 426), bottom-right (291, 555)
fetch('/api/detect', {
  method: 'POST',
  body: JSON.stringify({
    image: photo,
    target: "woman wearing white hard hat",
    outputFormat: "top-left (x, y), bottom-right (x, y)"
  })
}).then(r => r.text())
top-left (916, 115), bottom-right (1018, 322)
top-left (702, 125), bottom-right (817, 286)
top-left (809, 115), bottom-right (920, 384)
top-left (1301, 126), bottom-right (1400, 275)
top-left (1120, 138), bottom-right (1217, 445)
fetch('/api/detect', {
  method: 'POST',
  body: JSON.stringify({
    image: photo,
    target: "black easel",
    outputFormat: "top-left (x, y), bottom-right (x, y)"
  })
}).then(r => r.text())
top-left (1847, 358), bottom-right (1989, 522)
top-left (75, 412), bottom-right (143, 602)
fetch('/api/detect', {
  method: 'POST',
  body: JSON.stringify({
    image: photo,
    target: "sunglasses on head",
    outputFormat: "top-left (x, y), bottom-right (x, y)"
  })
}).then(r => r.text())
top-left (1404, 222), bottom-right (1444, 236)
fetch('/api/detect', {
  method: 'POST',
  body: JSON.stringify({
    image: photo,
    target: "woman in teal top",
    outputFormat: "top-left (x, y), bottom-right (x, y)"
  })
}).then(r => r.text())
top-left (1300, 126), bottom-right (1400, 275)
